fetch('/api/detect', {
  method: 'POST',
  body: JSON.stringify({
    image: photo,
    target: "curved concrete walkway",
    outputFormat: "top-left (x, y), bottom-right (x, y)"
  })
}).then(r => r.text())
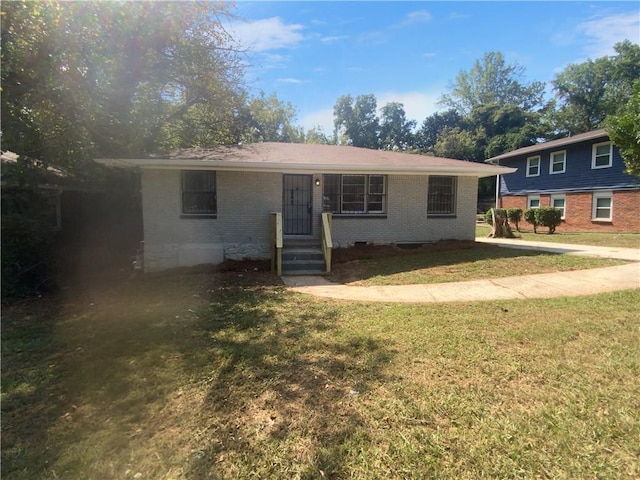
top-left (282, 239), bottom-right (640, 303)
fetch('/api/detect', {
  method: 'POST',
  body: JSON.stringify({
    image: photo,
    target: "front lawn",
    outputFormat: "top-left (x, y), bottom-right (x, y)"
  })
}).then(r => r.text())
top-left (2, 269), bottom-right (639, 479)
top-left (328, 242), bottom-right (627, 286)
top-left (476, 224), bottom-right (640, 249)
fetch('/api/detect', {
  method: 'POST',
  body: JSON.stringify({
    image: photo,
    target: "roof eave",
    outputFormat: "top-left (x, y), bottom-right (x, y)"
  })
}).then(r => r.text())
top-left (95, 158), bottom-right (515, 177)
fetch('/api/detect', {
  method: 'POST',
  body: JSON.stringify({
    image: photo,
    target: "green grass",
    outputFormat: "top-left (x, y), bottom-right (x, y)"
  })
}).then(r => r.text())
top-left (2, 270), bottom-right (639, 479)
top-left (328, 243), bottom-right (627, 286)
top-left (476, 223), bottom-right (640, 249)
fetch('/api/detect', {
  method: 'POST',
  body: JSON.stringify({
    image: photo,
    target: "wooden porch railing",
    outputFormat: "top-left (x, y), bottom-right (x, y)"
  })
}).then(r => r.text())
top-left (321, 212), bottom-right (333, 273)
top-left (270, 212), bottom-right (283, 276)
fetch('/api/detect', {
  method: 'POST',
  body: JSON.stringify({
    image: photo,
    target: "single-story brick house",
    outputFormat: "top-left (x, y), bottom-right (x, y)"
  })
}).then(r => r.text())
top-left (487, 129), bottom-right (640, 233)
top-left (98, 142), bottom-right (513, 272)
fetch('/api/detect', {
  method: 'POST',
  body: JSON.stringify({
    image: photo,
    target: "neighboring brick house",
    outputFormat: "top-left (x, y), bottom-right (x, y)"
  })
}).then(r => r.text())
top-left (487, 129), bottom-right (640, 233)
top-left (98, 142), bottom-right (513, 272)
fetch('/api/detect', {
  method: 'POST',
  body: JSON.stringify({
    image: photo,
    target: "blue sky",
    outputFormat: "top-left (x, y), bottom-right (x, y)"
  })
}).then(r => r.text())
top-left (227, 1), bottom-right (640, 134)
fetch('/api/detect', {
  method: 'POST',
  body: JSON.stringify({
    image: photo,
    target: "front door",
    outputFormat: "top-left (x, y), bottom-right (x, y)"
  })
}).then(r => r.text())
top-left (283, 174), bottom-right (312, 235)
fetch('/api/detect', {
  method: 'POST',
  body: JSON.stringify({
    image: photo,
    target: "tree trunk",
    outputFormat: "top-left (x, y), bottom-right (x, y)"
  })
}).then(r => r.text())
top-left (487, 208), bottom-right (514, 238)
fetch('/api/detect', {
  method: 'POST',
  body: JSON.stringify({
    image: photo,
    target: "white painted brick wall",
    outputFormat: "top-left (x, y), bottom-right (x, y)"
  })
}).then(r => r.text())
top-left (330, 175), bottom-right (478, 246)
top-left (141, 170), bottom-right (479, 271)
top-left (141, 169), bottom-right (280, 271)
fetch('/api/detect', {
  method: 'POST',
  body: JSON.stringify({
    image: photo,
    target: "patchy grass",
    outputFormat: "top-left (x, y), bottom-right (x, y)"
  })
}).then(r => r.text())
top-left (2, 269), bottom-right (639, 479)
top-left (328, 242), bottom-right (627, 286)
top-left (476, 224), bottom-right (640, 249)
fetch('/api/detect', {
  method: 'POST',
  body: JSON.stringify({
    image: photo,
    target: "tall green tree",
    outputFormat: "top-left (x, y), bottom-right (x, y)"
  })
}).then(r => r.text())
top-left (333, 94), bottom-right (380, 149)
top-left (606, 80), bottom-right (640, 176)
top-left (379, 102), bottom-right (416, 151)
top-left (243, 92), bottom-right (304, 143)
top-left (433, 127), bottom-right (479, 161)
top-left (550, 41), bottom-right (640, 135)
top-left (414, 110), bottom-right (464, 153)
top-left (1, 1), bottom-right (246, 168)
top-left (439, 51), bottom-right (546, 116)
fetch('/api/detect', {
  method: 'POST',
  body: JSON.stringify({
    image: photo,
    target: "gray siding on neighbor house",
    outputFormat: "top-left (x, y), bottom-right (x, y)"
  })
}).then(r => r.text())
top-left (141, 169), bottom-right (478, 272)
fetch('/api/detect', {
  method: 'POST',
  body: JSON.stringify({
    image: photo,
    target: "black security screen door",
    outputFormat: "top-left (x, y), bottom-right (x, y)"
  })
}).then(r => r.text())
top-left (283, 174), bottom-right (312, 235)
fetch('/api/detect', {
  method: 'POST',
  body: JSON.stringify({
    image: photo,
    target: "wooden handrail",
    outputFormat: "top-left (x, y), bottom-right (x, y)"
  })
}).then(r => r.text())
top-left (321, 212), bottom-right (333, 273)
top-left (270, 212), bottom-right (283, 276)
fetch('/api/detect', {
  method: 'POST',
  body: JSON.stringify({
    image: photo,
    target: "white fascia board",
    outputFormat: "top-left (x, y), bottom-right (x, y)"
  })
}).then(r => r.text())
top-left (96, 158), bottom-right (515, 178)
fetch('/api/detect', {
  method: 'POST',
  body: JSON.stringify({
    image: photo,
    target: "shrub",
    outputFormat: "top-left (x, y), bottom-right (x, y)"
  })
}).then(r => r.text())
top-left (524, 208), bottom-right (538, 233)
top-left (524, 207), bottom-right (562, 234)
top-left (535, 207), bottom-right (562, 234)
top-left (484, 209), bottom-right (493, 225)
top-left (506, 208), bottom-right (523, 231)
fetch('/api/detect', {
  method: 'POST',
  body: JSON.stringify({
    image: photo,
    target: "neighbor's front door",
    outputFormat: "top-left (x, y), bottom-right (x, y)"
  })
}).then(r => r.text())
top-left (283, 174), bottom-right (312, 235)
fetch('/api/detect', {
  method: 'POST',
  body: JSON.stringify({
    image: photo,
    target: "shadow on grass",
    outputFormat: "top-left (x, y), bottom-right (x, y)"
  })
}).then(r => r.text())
top-left (1, 270), bottom-right (394, 479)
top-left (179, 279), bottom-right (393, 479)
top-left (1, 297), bottom-right (68, 477)
top-left (1, 273), bottom-right (216, 478)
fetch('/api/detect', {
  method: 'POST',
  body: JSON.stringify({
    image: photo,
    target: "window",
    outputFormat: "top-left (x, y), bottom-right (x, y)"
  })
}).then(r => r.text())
top-left (550, 150), bottom-right (566, 174)
top-left (322, 174), bottom-right (386, 214)
top-left (592, 191), bottom-right (612, 221)
top-left (427, 176), bottom-right (457, 216)
top-left (592, 142), bottom-right (612, 169)
top-left (526, 156), bottom-right (540, 177)
top-left (527, 195), bottom-right (540, 209)
top-left (182, 170), bottom-right (216, 216)
top-left (551, 194), bottom-right (566, 219)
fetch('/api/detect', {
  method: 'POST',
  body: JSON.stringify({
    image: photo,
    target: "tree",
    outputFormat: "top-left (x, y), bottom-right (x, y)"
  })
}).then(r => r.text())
top-left (333, 94), bottom-right (380, 149)
top-left (414, 110), bottom-right (464, 153)
top-left (243, 92), bottom-right (304, 143)
top-left (606, 80), bottom-right (640, 176)
top-left (433, 127), bottom-right (479, 161)
top-left (469, 103), bottom-right (541, 158)
top-left (550, 41), bottom-right (640, 135)
top-left (305, 127), bottom-right (333, 145)
top-left (1, 1), bottom-right (246, 167)
top-left (379, 102), bottom-right (416, 151)
top-left (550, 57), bottom-right (611, 135)
top-left (439, 51), bottom-right (545, 116)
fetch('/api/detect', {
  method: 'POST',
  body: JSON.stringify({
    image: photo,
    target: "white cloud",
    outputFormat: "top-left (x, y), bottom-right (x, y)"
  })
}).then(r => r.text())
top-left (300, 108), bottom-right (335, 134)
top-left (231, 17), bottom-right (305, 52)
top-left (578, 11), bottom-right (640, 58)
top-left (321, 35), bottom-right (350, 43)
top-left (400, 10), bottom-right (433, 26)
top-left (376, 91), bottom-right (441, 126)
top-left (276, 78), bottom-right (304, 84)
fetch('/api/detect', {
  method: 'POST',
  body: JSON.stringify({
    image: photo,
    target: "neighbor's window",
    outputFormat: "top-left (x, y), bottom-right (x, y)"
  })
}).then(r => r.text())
top-left (526, 156), bottom-right (540, 177)
top-left (527, 195), bottom-right (540, 209)
top-left (551, 194), bottom-right (566, 219)
top-left (592, 191), bottom-right (612, 221)
top-left (550, 150), bottom-right (566, 174)
top-left (427, 176), bottom-right (457, 216)
top-left (592, 142), bottom-right (612, 169)
top-left (182, 170), bottom-right (217, 215)
top-left (322, 174), bottom-right (386, 214)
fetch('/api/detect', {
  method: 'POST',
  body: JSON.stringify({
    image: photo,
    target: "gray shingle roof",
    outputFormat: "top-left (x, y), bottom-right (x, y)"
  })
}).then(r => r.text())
top-left (97, 142), bottom-right (515, 177)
